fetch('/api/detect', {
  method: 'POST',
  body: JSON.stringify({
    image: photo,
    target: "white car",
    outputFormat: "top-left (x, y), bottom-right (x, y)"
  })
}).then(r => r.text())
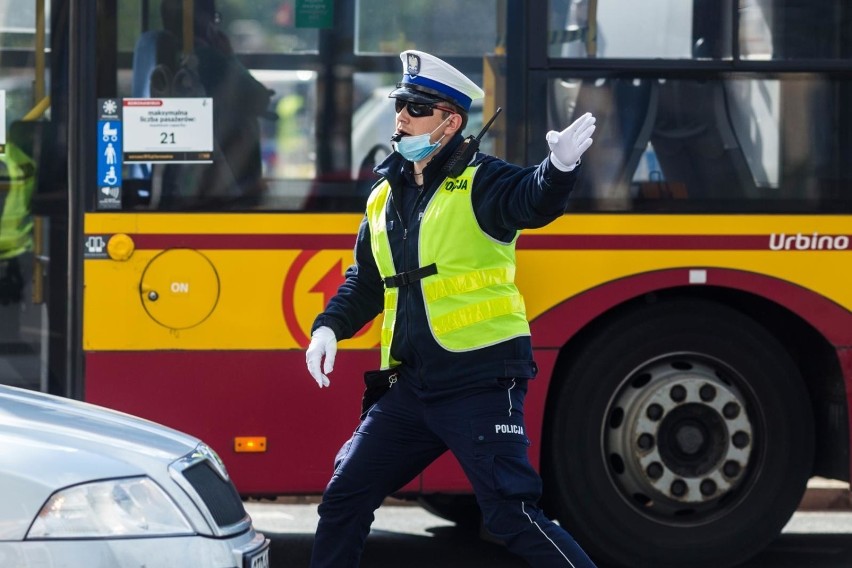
top-left (0, 385), bottom-right (270, 568)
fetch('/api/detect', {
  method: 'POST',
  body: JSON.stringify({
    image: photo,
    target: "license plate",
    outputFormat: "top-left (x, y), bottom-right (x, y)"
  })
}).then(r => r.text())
top-left (244, 539), bottom-right (270, 568)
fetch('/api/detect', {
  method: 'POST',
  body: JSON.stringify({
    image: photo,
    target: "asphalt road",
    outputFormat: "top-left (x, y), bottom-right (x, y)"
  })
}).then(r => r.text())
top-left (247, 501), bottom-right (852, 568)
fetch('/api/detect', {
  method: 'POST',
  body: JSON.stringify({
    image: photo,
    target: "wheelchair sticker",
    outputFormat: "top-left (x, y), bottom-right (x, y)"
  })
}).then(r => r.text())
top-left (97, 99), bottom-right (123, 210)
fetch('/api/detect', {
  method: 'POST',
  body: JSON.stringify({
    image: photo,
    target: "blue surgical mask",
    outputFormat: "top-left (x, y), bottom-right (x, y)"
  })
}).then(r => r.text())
top-left (392, 117), bottom-right (450, 162)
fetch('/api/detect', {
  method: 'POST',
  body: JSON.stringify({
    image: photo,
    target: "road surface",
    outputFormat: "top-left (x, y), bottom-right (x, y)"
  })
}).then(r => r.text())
top-left (247, 500), bottom-right (852, 568)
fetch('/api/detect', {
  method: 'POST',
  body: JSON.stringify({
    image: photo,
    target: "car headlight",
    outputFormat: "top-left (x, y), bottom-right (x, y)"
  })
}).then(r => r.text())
top-left (27, 476), bottom-right (194, 539)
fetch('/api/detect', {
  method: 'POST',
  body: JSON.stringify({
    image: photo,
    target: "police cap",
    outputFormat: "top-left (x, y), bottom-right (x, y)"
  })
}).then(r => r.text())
top-left (388, 50), bottom-right (484, 112)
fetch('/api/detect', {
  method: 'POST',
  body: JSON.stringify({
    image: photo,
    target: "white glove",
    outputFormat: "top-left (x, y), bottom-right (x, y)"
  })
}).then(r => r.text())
top-left (547, 112), bottom-right (596, 171)
top-left (306, 326), bottom-right (337, 388)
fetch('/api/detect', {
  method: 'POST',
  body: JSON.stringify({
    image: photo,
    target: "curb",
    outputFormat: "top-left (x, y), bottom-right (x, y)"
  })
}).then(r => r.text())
top-left (798, 478), bottom-right (852, 511)
top-left (263, 479), bottom-right (852, 511)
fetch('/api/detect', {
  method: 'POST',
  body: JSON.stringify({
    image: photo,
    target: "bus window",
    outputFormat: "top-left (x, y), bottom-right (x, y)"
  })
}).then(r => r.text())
top-left (555, 74), bottom-right (851, 212)
top-left (213, 0), bottom-right (319, 54)
top-left (355, 0), bottom-right (499, 56)
top-left (111, 0), bottom-right (505, 213)
top-left (118, 0), bottom-right (278, 210)
top-left (0, 2), bottom-right (48, 49)
top-left (741, 0), bottom-right (844, 60)
top-left (117, 0), bottom-right (319, 54)
top-left (549, 0), bottom-right (732, 59)
top-left (552, 0), bottom-right (849, 61)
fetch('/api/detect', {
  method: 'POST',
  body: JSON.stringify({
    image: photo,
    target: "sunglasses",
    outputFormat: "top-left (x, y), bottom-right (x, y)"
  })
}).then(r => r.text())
top-left (395, 99), bottom-right (456, 118)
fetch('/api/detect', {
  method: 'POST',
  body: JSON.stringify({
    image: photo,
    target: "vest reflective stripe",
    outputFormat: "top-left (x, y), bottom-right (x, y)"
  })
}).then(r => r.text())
top-left (422, 266), bottom-right (515, 302)
top-left (379, 288), bottom-right (399, 368)
top-left (367, 183), bottom-right (400, 369)
top-left (431, 293), bottom-right (526, 337)
top-left (366, 165), bottom-right (529, 367)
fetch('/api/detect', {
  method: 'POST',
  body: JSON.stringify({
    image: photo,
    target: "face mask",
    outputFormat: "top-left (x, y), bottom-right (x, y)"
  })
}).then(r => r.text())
top-left (392, 116), bottom-right (451, 162)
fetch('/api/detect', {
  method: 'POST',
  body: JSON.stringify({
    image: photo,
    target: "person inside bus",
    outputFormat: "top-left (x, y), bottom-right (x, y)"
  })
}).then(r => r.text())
top-left (155, 0), bottom-right (272, 208)
top-left (0, 122), bottom-right (37, 389)
top-left (304, 50), bottom-right (598, 568)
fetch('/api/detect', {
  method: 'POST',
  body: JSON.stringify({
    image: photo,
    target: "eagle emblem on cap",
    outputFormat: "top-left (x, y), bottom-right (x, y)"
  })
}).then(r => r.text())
top-left (406, 53), bottom-right (421, 77)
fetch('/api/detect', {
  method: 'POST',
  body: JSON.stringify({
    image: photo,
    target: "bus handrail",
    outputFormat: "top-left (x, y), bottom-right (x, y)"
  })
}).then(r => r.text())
top-left (22, 96), bottom-right (51, 121)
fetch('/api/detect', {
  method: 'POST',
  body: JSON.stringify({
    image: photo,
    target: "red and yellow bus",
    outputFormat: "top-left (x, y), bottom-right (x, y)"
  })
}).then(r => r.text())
top-left (2, 1), bottom-right (851, 567)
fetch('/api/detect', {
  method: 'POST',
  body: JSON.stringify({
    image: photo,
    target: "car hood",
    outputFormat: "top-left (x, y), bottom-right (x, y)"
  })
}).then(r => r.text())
top-left (0, 386), bottom-right (201, 539)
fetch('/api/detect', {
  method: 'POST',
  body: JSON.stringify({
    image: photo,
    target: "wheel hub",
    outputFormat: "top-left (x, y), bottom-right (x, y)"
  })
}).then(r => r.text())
top-left (606, 357), bottom-right (754, 514)
top-left (674, 422), bottom-right (704, 455)
top-left (658, 404), bottom-right (727, 477)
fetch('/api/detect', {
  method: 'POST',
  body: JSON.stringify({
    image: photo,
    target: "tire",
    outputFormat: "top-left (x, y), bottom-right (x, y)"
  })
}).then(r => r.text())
top-left (545, 299), bottom-right (814, 568)
top-left (418, 494), bottom-right (481, 530)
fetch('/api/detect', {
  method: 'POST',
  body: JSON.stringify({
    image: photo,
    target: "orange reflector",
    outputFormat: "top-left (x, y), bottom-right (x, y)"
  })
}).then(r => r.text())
top-left (234, 436), bottom-right (267, 453)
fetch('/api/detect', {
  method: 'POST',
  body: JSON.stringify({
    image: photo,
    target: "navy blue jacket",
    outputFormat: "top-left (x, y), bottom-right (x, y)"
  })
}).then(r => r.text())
top-left (312, 133), bottom-right (580, 398)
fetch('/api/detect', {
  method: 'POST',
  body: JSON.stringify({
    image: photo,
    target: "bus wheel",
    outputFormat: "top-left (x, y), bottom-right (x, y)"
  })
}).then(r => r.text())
top-left (545, 299), bottom-right (814, 568)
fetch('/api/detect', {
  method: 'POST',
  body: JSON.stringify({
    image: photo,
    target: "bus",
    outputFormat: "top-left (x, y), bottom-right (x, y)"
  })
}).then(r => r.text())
top-left (1, 0), bottom-right (850, 566)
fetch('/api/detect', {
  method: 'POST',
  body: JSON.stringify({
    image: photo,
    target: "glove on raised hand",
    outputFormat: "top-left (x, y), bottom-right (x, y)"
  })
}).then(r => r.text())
top-left (306, 326), bottom-right (337, 388)
top-left (546, 112), bottom-right (596, 171)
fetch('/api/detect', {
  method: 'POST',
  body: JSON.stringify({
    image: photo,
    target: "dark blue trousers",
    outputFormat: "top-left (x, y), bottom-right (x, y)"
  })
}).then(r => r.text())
top-left (310, 377), bottom-right (597, 567)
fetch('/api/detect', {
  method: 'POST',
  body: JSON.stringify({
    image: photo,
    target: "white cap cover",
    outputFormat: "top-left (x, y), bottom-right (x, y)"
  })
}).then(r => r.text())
top-left (389, 50), bottom-right (484, 112)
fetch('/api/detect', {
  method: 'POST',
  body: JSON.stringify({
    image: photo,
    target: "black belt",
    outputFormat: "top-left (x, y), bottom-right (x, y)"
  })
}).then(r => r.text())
top-left (383, 263), bottom-right (438, 288)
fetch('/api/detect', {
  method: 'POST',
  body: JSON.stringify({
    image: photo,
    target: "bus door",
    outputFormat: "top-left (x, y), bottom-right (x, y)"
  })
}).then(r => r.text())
top-left (0, 0), bottom-right (58, 394)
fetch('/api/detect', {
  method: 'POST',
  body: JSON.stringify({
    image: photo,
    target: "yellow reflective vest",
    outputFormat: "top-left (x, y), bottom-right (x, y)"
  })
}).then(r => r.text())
top-left (366, 165), bottom-right (530, 369)
top-left (0, 141), bottom-right (35, 261)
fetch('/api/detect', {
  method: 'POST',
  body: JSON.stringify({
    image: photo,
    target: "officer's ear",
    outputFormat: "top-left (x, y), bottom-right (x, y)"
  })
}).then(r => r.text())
top-left (443, 111), bottom-right (463, 136)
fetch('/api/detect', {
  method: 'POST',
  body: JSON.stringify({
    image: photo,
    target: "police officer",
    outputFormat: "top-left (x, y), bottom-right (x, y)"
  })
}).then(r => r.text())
top-left (306, 50), bottom-right (597, 567)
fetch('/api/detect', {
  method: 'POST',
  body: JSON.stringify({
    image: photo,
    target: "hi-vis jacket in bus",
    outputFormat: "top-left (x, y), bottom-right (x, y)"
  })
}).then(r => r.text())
top-left (312, 132), bottom-right (580, 396)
